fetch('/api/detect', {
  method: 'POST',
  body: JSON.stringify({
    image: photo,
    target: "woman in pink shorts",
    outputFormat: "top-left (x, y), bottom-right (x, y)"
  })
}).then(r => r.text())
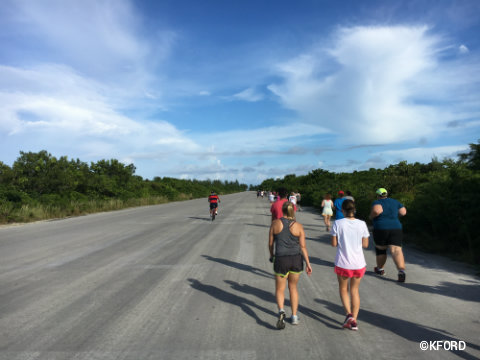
top-left (331, 199), bottom-right (369, 330)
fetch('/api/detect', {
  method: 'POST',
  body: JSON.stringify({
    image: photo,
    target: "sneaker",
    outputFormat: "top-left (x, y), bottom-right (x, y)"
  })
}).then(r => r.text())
top-left (343, 314), bottom-right (353, 329)
top-left (398, 271), bottom-right (406, 283)
top-left (277, 310), bottom-right (286, 330)
top-left (374, 267), bottom-right (385, 276)
top-left (350, 319), bottom-right (358, 331)
top-left (291, 315), bottom-right (299, 325)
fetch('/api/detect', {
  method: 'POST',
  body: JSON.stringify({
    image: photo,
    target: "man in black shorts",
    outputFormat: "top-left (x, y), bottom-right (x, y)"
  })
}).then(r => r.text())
top-left (208, 191), bottom-right (220, 217)
top-left (369, 188), bottom-right (407, 282)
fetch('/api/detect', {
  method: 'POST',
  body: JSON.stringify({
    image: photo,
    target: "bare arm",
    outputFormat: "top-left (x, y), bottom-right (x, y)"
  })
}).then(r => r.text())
top-left (398, 207), bottom-right (406, 217)
top-left (362, 237), bottom-right (369, 248)
top-left (369, 204), bottom-right (383, 219)
top-left (268, 223), bottom-right (275, 258)
top-left (331, 235), bottom-right (338, 247)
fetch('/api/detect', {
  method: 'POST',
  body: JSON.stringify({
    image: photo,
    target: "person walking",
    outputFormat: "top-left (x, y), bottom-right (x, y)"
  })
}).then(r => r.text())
top-left (270, 188), bottom-right (295, 222)
top-left (369, 188), bottom-right (407, 282)
top-left (334, 191), bottom-right (346, 220)
top-left (269, 201), bottom-right (312, 329)
top-left (321, 193), bottom-right (334, 231)
top-left (345, 191), bottom-right (355, 202)
top-left (331, 199), bottom-right (369, 331)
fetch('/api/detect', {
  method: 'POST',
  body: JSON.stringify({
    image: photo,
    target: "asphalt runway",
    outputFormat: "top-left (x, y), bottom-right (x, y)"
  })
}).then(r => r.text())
top-left (1, 192), bottom-right (479, 359)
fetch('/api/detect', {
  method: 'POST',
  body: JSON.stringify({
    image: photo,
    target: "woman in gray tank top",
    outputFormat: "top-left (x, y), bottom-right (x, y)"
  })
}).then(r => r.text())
top-left (268, 201), bottom-right (312, 329)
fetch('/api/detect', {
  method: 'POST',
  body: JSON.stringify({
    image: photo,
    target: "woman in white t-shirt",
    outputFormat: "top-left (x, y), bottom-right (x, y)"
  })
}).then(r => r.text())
top-left (331, 199), bottom-right (369, 331)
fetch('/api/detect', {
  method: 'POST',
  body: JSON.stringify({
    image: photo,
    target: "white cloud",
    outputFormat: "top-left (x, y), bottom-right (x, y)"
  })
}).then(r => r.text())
top-left (459, 44), bottom-right (469, 54)
top-left (377, 145), bottom-right (469, 163)
top-left (0, 64), bottom-right (199, 163)
top-left (233, 87), bottom-right (264, 102)
top-left (268, 26), bottom-right (479, 145)
top-left (194, 123), bottom-right (330, 156)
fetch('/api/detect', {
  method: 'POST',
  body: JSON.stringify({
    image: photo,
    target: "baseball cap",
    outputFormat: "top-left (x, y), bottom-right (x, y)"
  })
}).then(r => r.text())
top-left (338, 190), bottom-right (344, 195)
top-left (376, 188), bottom-right (388, 196)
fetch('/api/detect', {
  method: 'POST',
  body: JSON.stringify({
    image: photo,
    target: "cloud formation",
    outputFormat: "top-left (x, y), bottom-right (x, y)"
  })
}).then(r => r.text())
top-left (268, 26), bottom-right (478, 145)
top-left (0, 64), bottom-right (199, 163)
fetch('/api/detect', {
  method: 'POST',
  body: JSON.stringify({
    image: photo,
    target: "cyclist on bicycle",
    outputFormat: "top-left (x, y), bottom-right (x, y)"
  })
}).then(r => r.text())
top-left (208, 191), bottom-right (220, 217)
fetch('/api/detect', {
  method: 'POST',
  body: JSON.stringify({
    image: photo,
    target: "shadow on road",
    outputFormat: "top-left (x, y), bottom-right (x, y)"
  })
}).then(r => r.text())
top-left (224, 280), bottom-right (339, 330)
top-left (309, 256), bottom-right (335, 268)
top-left (188, 278), bottom-right (277, 330)
top-left (306, 233), bottom-right (331, 243)
top-left (402, 280), bottom-right (480, 303)
top-left (315, 299), bottom-right (480, 360)
top-left (202, 255), bottom-right (273, 279)
top-left (188, 216), bottom-right (211, 222)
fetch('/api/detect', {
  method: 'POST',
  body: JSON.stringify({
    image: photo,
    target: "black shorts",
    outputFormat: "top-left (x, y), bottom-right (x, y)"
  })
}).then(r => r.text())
top-left (373, 229), bottom-right (403, 247)
top-left (273, 254), bottom-right (303, 277)
top-left (209, 203), bottom-right (218, 209)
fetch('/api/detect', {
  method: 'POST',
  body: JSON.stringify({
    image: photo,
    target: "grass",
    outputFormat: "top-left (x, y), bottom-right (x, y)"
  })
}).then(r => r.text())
top-left (0, 196), bottom-right (172, 225)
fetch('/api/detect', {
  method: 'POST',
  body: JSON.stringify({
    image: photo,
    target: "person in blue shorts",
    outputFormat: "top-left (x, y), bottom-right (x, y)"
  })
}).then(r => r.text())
top-left (369, 188), bottom-right (407, 282)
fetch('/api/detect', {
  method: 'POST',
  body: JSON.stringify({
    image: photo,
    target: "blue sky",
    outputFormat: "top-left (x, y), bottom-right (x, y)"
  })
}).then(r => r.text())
top-left (1, 0), bottom-right (479, 185)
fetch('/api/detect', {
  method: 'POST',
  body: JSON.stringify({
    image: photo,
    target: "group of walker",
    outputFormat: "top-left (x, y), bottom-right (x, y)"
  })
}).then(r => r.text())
top-left (269, 187), bottom-right (407, 330)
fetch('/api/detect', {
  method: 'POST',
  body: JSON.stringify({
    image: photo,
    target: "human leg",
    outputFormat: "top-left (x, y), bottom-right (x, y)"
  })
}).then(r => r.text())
top-left (287, 273), bottom-right (300, 316)
top-left (389, 245), bottom-right (405, 270)
top-left (375, 246), bottom-right (388, 269)
top-left (275, 275), bottom-right (287, 311)
top-left (337, 275), bottom-right (351, 315)
top-left (349, 277), bottom-right (362, 320)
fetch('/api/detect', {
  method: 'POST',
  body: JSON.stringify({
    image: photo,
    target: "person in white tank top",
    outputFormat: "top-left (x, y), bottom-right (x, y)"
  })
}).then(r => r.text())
top-left (288, 192), bottom-right (297, 205)
top-left (321, 194), bottom-right (334, 231)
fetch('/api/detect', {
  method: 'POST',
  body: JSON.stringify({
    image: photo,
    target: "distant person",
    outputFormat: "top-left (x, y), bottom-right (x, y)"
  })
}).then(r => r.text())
top-left (334, 191), bottom-right (346, 220)
top-left (321, 193), bottom-right (334, 231)
top-left (345, 191), bottom-right (355, 202)
top-left (295, 192), bottom-right (302, 211)
top-left (331, 199), bottom-right (369, 331)
top-left (268, 191), bottom-right (275, 203)
top-left (369, 188), bottom-right (407, 282)
top-left (271, 188), bottom-right (295, 221)
top-left (269, 201), bottom-right (312, 329)
top-left (288, 192), bottom-right (298, 206)
top-left (208, 191), bottom-right (220, 217)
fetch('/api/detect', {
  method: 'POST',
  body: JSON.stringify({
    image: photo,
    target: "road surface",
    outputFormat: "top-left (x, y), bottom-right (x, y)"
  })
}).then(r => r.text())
top-left (1, 192), bottom-right (479, 360)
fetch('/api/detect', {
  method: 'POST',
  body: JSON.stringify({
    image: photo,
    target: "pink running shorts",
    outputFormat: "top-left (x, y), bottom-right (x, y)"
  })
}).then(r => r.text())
top-left (334, 266), bottom-right (366, 278)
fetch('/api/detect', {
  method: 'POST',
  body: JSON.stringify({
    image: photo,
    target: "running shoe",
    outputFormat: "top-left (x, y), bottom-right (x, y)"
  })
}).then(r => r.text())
top-left (342, 314), bottom-right (353, 329)
top-left (398, 271), bottom-right (406, 283)
top-left (277, 310), bottom-right (286, 330)
top-left (350, 319), bottom-right (358, 331)
top-left (374, 267), bottom-right (385, 276)
top-left (291, 315), bottom-right (299, 325)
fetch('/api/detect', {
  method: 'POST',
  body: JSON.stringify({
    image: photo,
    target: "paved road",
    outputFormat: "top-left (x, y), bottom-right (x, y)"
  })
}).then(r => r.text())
top-left (1, 192), bottom-right (479, 360)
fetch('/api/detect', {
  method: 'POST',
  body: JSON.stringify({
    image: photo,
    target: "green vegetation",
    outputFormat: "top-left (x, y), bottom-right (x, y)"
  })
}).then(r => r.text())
top-left (256, 141), bottom-right (480, 265)
top-left (0, 150), bottom-right (247, 224)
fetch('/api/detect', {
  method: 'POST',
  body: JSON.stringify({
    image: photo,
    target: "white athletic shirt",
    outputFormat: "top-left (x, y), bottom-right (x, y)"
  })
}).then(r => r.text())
top-left (331, 218), bottom-right (369, 270)
top-left (288, 195), bottom-right (297, 205)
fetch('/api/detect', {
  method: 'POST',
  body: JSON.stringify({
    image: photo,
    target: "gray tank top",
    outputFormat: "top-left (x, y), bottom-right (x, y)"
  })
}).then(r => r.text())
top-left (274, 218), bottom-right (301, 256)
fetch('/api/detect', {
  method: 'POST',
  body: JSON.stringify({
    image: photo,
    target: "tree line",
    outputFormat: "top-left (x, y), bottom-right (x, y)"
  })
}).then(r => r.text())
top-left (0, 150), bottom-right (247, 223)
top-left (257, 141), bottom-right (480, 265)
